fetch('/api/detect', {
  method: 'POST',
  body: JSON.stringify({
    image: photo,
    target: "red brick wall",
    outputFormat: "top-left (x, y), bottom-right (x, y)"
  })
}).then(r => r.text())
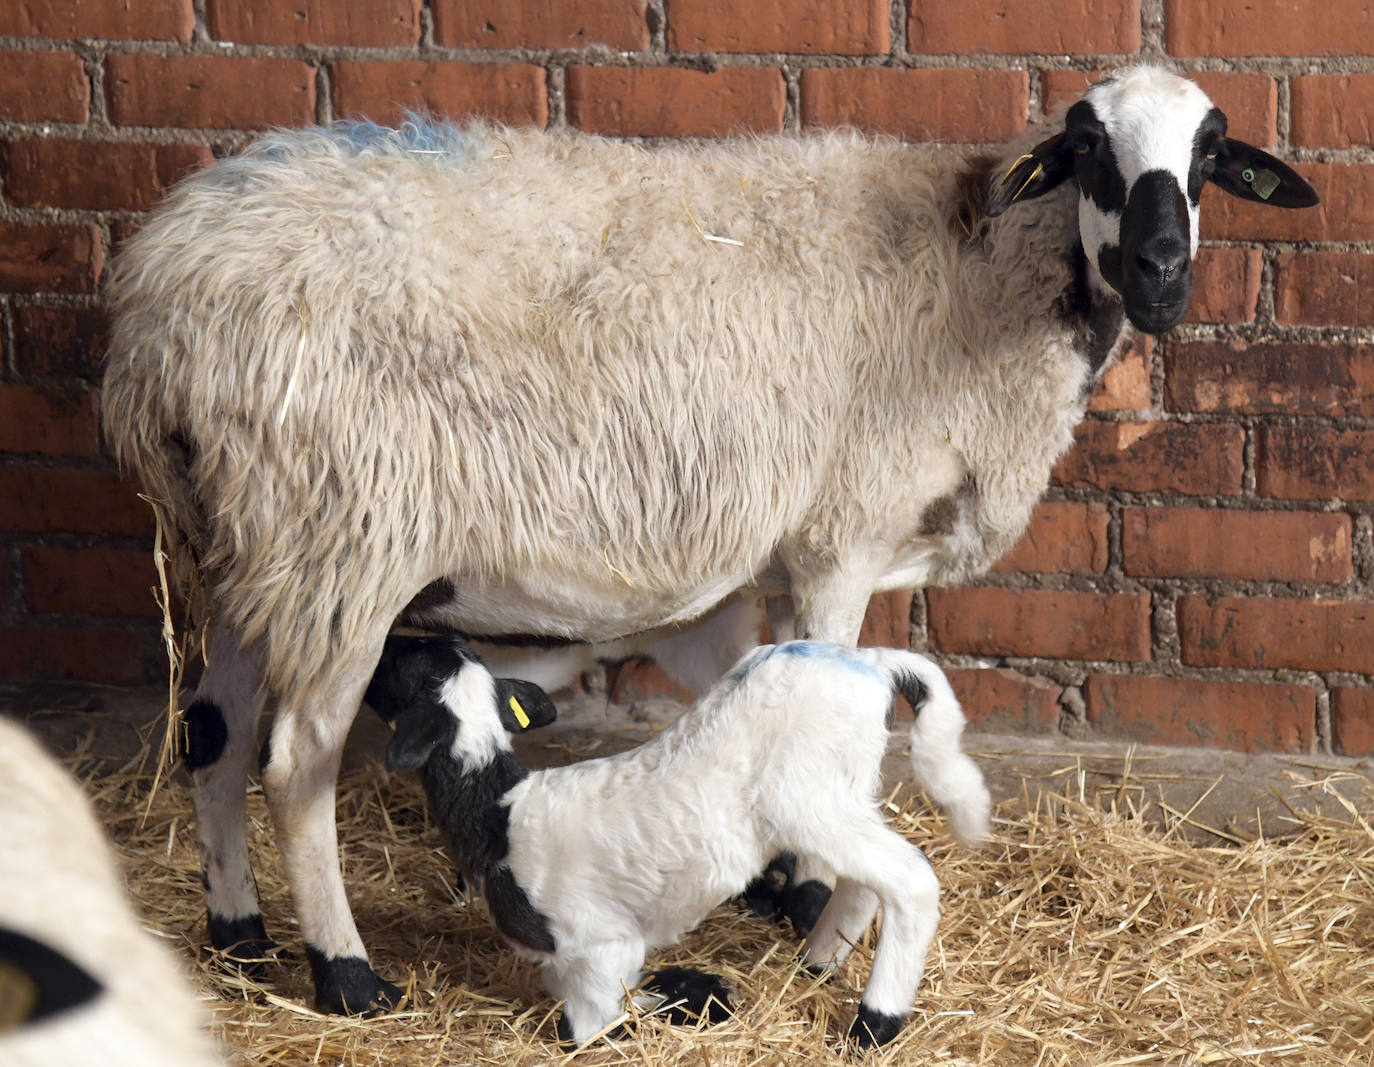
top-left (2, 1), bottom-right (1371, 755)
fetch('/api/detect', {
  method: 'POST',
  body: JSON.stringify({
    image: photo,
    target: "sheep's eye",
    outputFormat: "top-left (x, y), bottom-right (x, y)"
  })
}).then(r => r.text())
top-left (1069, 137), bottom-right (1092, 156)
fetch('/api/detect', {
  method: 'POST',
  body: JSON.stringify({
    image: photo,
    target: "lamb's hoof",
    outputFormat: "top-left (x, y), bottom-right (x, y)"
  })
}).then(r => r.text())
top-left (847, 1004), bottom-right (907, 1050)
top-left (207, 913), bottom-right (291, 976)
top-left (784, 878), bottom-right (832, 938)
top-left (555, 1011), bottom-right (626, 1048)
top-left (305, 948), bottom-right (403, 1016)
top-left (643, 966), bottom-right (734, 1025)
top-left (741, 853), bottom-right (832, 937)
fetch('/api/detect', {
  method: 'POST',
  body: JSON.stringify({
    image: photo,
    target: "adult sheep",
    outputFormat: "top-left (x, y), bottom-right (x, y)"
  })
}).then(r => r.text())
top-left (101, 66), bottom-right (1318, 1015)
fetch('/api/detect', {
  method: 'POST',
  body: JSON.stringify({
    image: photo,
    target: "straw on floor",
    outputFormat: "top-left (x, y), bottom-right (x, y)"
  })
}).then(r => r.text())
top-left (70, 732), bottom-right (1374, 1066)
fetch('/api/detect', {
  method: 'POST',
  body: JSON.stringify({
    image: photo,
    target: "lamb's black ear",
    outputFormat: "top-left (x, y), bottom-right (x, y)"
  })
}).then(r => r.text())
top-left (0, 926), bottom-right (104, 1029)
top-left (1209, 139), bottom-right (1319, 208)
top-left (495, 679), bottom-right (558, 732)
top-left (385, 705), bottom-right (453, 770)
top-left (984, 132), bottom-right (1074, 218)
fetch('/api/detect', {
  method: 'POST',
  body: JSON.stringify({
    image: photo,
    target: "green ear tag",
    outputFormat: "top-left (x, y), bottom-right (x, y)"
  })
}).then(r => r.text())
top-left (508, 695), bottom-right (531, 729)
top-left (1245, 167), bottom-right (1280, 201)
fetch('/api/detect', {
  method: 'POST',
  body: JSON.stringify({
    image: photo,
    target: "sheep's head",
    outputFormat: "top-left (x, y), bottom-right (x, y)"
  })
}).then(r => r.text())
top-left (986, 67), bottom-right (1319, 334)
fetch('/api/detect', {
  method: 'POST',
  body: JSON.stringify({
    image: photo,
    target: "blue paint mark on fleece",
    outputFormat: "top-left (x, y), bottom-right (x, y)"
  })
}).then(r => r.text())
top-left (323, 113), bottom-right (472, 160)
top-left (729, 641), bottom-right (884, 685)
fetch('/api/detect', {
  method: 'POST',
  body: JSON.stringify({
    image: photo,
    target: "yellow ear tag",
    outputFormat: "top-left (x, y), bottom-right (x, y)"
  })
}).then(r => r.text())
top-left (509, 695), bottom-right (531, 730)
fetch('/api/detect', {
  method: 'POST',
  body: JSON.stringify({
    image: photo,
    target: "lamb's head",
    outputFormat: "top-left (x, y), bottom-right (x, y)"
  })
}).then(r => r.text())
top-left (368, 635), bottom-right (557, 772)
top-left (986, 67), bottom-right (1319, 334)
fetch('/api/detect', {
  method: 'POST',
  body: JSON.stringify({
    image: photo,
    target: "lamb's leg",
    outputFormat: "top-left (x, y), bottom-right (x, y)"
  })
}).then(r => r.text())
top-left (545, 938), bottom-right (646, 1047)
top-left (801, 877), bottom-right (879, 972)
top-left (260, 622), bottom-right (400, 1016)
top-left (185, 623), bottom-right (277, 969)
top-left (640, 966), bottom-right (734, 1026)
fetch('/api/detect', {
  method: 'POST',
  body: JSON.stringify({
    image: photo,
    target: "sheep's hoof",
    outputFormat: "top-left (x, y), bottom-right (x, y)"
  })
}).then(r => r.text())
top-left (846, 1004), bottom-right (907, 1050)
top-left (643, 966), bottom-right (734, 1025)
top-left (741, 853), bottom-right (832, 937)
top-left (305, 948), bottom-right (403, 1016)
top-left (784, 878), bottom-right (832, 938)
top-left (555, 1011), bottom-right (627, 1048)
top-left (207, 912), bottom-right (291, 976)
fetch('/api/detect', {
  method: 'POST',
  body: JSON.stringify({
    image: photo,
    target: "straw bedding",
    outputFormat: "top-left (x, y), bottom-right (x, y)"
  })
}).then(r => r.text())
top-left (64, 731), bottom-right (1374, 1066)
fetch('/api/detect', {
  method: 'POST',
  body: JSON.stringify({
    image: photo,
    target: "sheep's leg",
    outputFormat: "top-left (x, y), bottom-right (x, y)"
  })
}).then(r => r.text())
top-left (645, 595), bottom-right (765, 695)
top-left (545, 938), bottom-right (646, 1046)
top-left (640, 966), bottom-right (734, 1026)
top-left (261, 624), bottom-right (400, 1016)
top-left (801, 877), bottom-right (879, 972)
top-left (184, 623), bottom-right (277, 969)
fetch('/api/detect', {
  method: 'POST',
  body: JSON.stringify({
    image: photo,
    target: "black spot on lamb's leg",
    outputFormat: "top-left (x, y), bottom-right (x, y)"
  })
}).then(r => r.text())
top-left (642, 966), bottom-right (734, 1025)
top-left (206, 912), bottom-right (283, 973)
top-left (304, 946), bottom-right (403, 1017)
top-left (847, 1004), bottom-right (908, 1049)
top-left (741, 851), bottom-right (797, 921)
top-left (182, 699), bottom-right (228, 772)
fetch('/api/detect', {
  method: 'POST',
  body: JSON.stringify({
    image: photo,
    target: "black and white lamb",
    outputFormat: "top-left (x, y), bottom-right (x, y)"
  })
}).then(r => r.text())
top-left (366, 635), bottom-right (991, 1049)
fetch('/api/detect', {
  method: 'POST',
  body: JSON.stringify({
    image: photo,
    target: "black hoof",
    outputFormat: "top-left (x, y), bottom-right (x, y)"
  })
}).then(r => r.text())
top-left (784, 878), bottom-right (832, 939)
top-left (556, 1010), bottom-right (626, 1048)
top-left (643, 966), bottom-right (734, 1025)
top-left (207, 913), bottom-right (288, 976)
top-left (742, 853), bottom-right (796, 920)
top-left (305, 947), bottom-right (403, 1016)
top-left (847, 1004), bottom-right (907, 1049)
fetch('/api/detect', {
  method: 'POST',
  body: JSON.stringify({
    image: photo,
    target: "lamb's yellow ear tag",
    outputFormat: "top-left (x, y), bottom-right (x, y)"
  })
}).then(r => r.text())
top-left (509, 695), bottom-right (531, 730)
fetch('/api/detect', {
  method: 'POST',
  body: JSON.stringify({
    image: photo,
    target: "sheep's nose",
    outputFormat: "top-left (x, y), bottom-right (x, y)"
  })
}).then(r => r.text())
top-left (1135, 235), bottom-right (1188, 284)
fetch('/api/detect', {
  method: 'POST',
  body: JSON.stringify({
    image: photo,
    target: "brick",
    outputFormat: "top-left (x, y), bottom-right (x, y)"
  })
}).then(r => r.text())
top-left (1203, 164), bottom-right (1373, 244)
top-left (1184, 247), bottom-right (1261, 325)
top-left (990, 500), bottom-right (1109, 575)
top-left (857, 589), bottom-right (913, 649)
top-left (0, 467), bottom-right (154, 537)
top-left (0, 0), bottom-right (193, 40)
top-left (332, 61), bottom-right (547, 128)
top-left (0, 51), bottom-right (89, 123)
top-left (1179, 595), bottom-right (1374, 674)
top-left (0, 624), bottom-right (153, 685)
top-left (106, 54), bottom-right (316, 130)
top-left (669, 0), bottom-right (888, 54)
top-left (435, 0), bottom-right (649, 50)
top-left (800, 68), bottom-right (1027, 142)
top-left (208, 0), bottom-right (419, 46)
top-left (910, 0), bottom-right (1139, 56)
top-left (1053, 420), bottom-right (1244, 497)
top-left (1292, 76), bottom-right (1374, 150)
top-left (1258, 426), bottom-right (1374, 503)
top-left (1166, 0), bottom-right (1374, 57)
top-left (1330, 689), bottom-right (1374, 757)
top-left (2, 140), bottom-right (212, 211)
top-left (0, 385), bottom-right (100, 457)
top-left (607, 657), bottom-right (694, 705)
top-left (22, 547), bottom-right (161, 618)
top-left (1276, 252), bottom-right (1374, 328)
top-left (12, 306), bottom-right (109, 380)
top-left (1088, 336), bottom-right (1151, 412)
top-left (927, 587), bottom-right (1151, 662)
top-left (566, 66), bottom-right (785, 138)
top-left (946, 667), bottom-right (1062, 733)
top-left (0, 223), bottom-right (102, 294)
top-left (1166, 341), bottom-right (1374, 417)
top-left (1085, 674), bottom-right (1314, 752)
top-left (1122, 507), bottom-right (1352, 584)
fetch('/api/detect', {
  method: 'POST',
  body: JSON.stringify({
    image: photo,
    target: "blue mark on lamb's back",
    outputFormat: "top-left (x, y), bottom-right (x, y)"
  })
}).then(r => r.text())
top-left (729, 641), bottom-right (884, 685)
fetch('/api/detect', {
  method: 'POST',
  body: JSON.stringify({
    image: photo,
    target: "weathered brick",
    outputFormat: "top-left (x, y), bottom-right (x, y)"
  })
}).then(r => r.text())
top-left (1185, 247), bottom-right (1262, 325)
top-left (1258, 426), bottom-right (1374, 503)
top-left (106, 53), bottom-right (316, 129)
top-left (1085, 674), bottom-right (1314, 752)
top-left (208, 0), bottom-right (419, 46)
top-left (0, 467), bottom-right (153, 537)
top-left (990, 500), bottom-right (1109, 575)
top-left (0, 51), bottom-right (89, 123)
top-left (800, 68), bottom-right (1027, 142)
top-left (1122, 507), bottom-right (1352, 583)
top-left (0, 624), bottom-right (153, 686)
top-left (946, 667), bottom-right (1062, 733)
top-left (1088, 336), bottom-right (1151, 413)
top-left (435, 0), bottom-right (649, 50)
top-left (12, 306), bottom-right (109, 380)
top-left (566, 66), bottom-right (785, 137)
top-left (1053, 421), bottom-right (1244, 497)
top-left (910, 0), bottom-right (1140, 56)
top-left (670, 0), bottom-right (888, 54)
top-left (0, 223), bottom-right (102, 294)
top-left (1166, 341), bottom-right (1374, 417)
top-left (1179, 595), bottom-right (1374, 674)
top-left (1292, 75), bottom-right (1374, 150)
top-left (332, 61), bottom-right (547, 128)
top-left (0, 385), bottom-right (100, 457)
top-left (1330, 689), bottom-right (1374, 757)
top-left (22, 547), bottom-right (161, 618)
top-left (927, 587), bottom-right (1151, 663)
top-left (1166, 0), bottom-right (1374, 57)
top-left (1203, 164), bottom-right (1372, 243)
top-left (857, 589), bottom-right (913, 648)
top-left (607, 657), bottom-right (694, 706)
top-left (1276, 252), bottom-right (1374, 327)
top-left (0, 0), bottom-right (193, 40)
top-left (2, 140), bottom-right (212, 211)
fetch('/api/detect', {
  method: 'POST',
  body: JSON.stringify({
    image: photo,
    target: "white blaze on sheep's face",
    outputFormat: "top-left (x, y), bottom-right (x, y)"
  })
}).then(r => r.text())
top-left (439, 661), bottom-right (510, 768)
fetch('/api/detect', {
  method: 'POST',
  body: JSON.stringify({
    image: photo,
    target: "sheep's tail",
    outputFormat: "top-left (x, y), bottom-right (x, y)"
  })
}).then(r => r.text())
top-left (873, 649), bottom-right (992, 846)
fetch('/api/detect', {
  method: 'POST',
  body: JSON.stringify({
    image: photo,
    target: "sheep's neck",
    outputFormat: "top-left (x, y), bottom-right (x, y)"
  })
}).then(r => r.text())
top-left (1060, 241), bottom-right (1126, 378)
top-left (421, 749), bottom-right (527, 879)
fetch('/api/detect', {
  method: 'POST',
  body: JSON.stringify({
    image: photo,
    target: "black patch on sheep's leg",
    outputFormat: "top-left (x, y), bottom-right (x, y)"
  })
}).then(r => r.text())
top-left (643, 966), bottom-right (734, 1025)
top-left (783, 879), bottom-right (832, 939)
top-left (0, 926), bottom-right (104, 1024)
top-left (207, 912), bottom-right (283, 973)
top-left (182, 699), bottom-right (228, 771)
top-left (741, 851), bottom-right (797, 921)
top-left (304, 946), bottom-right (402, 1016)
top-left (486, 864), bottom-right (556, 953)
top-left (847, 1004), bottom-right (907, 1049)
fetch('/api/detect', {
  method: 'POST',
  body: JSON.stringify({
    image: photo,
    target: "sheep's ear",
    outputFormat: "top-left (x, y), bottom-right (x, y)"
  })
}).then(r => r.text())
top-left (984, 132), bottom-right (1074, 218)
top-left (0, 926), bottom-right (104, 1027)
top-left (385, 706), bottom-right (451, 770)
top-left (495, 680), bottom-right (558, 732)
top-left (1208, 138), bottom-right (1319, 208)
